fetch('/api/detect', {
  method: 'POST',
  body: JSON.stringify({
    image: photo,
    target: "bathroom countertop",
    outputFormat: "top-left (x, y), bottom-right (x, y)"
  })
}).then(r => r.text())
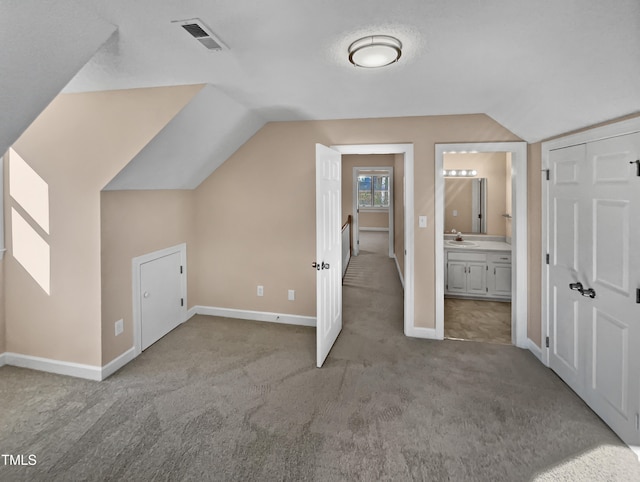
top-left (443, 238), bottom-right (512, 252)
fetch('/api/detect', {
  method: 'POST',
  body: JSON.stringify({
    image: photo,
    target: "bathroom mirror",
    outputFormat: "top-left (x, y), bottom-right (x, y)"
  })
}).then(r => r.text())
top-left (444, 178), bottom-right (487, 234)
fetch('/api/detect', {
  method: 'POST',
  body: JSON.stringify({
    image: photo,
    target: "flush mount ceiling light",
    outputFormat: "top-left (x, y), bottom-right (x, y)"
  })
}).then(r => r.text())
top-left (348, 35), bottom-right (402, 68)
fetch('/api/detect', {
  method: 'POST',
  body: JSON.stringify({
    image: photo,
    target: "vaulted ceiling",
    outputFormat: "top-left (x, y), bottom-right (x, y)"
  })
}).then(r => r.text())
top-left (3, 1), bottom-right (639, 188)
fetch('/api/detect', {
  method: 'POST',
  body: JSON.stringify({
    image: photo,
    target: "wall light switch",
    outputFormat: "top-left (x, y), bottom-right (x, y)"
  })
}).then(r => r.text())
top-left (419, 216), bottom-right (427, 228)
top-left (288, 290), bottom-right (295, 301)
top-left (115, 319), bottom-right (123, 336)
top-left (453, 210), bottom-right (458, 217)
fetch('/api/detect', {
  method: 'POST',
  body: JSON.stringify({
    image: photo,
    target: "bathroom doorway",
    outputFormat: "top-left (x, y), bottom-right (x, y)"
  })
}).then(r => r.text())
top-left (435, 142), bottom-right (528, 347)
top-left (442, 151), bottom-right (513, 344)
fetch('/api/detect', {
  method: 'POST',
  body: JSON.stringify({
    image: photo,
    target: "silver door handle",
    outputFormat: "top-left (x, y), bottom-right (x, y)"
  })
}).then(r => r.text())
top-left (569, 282), bottom-right (583, 291)
top-left (321, 262), bottom-right (330, 270)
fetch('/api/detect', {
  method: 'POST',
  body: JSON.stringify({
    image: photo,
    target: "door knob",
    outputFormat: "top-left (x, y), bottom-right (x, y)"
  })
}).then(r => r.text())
top-left (143, 291), bottom-right (150, 298)
top-left (312, 262), bottom-right (320, 271)
top-left (322, 262), bottom-right (330, 270)
top-left (580, 288), bottom-right (596, 299)
top-left (569, 282), bottom-right (583, 291)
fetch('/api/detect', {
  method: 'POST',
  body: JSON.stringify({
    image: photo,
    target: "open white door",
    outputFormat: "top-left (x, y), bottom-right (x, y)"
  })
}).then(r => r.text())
top-left (316, 144), bottom-right (342, 368)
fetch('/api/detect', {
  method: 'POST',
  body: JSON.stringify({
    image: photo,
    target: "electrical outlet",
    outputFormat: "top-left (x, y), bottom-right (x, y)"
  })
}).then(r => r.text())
top-left (257, 285), bottom-right (264, 297)
top-left (115, 319), bottom-right (123, 336)
top-left (419, 215), bottom-right (427, 228)
top-left (288, 289), bottom-right (295, 301)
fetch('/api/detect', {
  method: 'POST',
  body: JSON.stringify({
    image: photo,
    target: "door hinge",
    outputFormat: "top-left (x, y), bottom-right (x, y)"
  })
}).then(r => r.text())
top-left (486, 287), bottom-right (488, 292)
top-left (546, 253), bottom-right (550, 265)
top-left (494, 267), bottom-right (496, 275)
top-left (546, 336), bottom-right (550, 348)
top-left (630, 160), bottom-right (640, 177)
top-left (180, 298), bottom-right (184, 307)
top-left (636, 413), bottom-right (640, 430)
top-left (357, 240), bottom-right (360, 244)
top-left (180, 265), bottom-right (183, 274)
top-left (542, 169), bottom-right (550, 181)
top-left (636, 288), bottom-right (640, 304)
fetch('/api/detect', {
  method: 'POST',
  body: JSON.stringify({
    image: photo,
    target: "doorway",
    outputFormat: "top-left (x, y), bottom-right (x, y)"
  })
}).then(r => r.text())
top-left (351, 165), bottom-right (394, 259)
top-left (435, 142), bottom-right (528, 348)
top-left (442, 151), bottom-right (513, 344)
top-left (330, 144), bottom-right (415, 337)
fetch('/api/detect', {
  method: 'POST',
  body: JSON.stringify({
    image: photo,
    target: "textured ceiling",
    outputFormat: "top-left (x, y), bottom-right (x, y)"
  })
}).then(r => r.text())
top-left (62, 0), bottom-right (640, 143)
top-left (3, 1), bottom-right (640, 190)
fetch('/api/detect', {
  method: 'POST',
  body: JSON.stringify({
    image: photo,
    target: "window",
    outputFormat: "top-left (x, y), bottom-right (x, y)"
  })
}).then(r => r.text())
top-left (358, 175), bottom-right (389, 208)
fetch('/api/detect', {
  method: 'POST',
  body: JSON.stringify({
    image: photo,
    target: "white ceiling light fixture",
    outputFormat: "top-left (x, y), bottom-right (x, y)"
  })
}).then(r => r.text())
top-left (348, 35), bottom-right (402, 68)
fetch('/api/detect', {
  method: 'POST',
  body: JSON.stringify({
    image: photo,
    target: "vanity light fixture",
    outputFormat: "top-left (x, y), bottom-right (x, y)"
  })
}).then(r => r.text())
top-left (444, 169), bottom-right (477, 177)
top-left (348, 35), bottom-right (402, 68)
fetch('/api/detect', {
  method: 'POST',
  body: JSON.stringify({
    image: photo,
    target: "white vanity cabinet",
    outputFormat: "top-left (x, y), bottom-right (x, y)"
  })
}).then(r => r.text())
top-left (446, 252), bottom-right (487, 296)
top-left (487, 253), bottom-right (512, 298)
top-left (445, 249), bottom-right (511, 300)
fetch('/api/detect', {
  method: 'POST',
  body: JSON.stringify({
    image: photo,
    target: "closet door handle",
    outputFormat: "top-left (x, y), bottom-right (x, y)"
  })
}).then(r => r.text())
top-left (569, 282), bottom-right (583, 291)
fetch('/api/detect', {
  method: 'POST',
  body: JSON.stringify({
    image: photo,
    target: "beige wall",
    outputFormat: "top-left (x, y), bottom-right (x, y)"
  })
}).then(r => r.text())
top-left (101, 190), bottom-right (196, 364)
top-left (394, 153), bottom-right (405, 277)
top-left (5, 85), bottom-right (201, 365)
top-left (444, 179), bottom-right (474, 233)
top-left (444, 152), bottom-right (507, 236)
top-left (358, 212), bottom-right (389, 229)
top-left (193, 115), bottom-right (520, 328)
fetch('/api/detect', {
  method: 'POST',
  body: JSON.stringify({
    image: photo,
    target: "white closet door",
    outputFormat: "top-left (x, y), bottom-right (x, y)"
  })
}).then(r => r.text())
top-left (548, 133), bottom-right (640, 450)
top-left (582, 132), bottom-right (640, 445)
top-left (548, 143), bottom-right (587, 396)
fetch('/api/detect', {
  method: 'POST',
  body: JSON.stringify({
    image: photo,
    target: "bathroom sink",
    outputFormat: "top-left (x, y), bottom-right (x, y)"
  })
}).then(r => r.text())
top-left (446, 240), bottom-right (478, 247)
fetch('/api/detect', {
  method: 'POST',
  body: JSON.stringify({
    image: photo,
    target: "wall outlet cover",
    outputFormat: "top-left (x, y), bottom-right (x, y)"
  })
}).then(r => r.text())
top-left (257, 285), bottom-right (264, 296)
top-left (288, 289), bottom-right (295, 301)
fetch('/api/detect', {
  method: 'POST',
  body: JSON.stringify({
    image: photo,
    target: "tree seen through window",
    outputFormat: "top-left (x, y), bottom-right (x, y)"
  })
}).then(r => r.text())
top-left (358, 175), bottom-right (389, 208)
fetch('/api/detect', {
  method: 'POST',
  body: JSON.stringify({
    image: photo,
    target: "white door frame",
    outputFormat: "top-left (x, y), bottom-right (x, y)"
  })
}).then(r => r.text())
top-left (332, 144), bottom-right (415, 337)
top-left (435, 142), bottom-right (528, 347)
top-left (541, 116), bottom-right (640, 367)
top-left (132, 243), bottom-right (187, 356)
top-left (352, 166), bottom-right (394, 258)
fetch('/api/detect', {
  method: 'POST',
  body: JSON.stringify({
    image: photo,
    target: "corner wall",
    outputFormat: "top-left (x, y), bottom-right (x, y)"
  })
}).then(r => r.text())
top-left (192, 115), bottom-right (520, 328)
top-left (101, 190), bottom-right (196, 364)
top-left (5, 85), bottom-right (201, 366)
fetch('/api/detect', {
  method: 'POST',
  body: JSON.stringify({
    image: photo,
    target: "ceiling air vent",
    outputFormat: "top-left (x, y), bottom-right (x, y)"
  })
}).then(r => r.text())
top-left (173, 18), bottom-right (227, 51)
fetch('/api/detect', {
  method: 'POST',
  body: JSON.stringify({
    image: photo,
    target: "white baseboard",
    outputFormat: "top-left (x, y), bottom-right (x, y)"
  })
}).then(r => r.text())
top-left (101, 347), bottom-right (136, 380)
top-left (405, 325), bottom-right (440, 340)
top-left (393, 254), bottom-right (404, 289)
top-left (189, 305), bottom-right (316, 327)
top-left (527, 338), bottom-right (543, 362)
top-left (3, 352), bottom-right (101, 381)
top-left (360, 227), bottom-right (389, 232)
top-left (0, 352), bottom-right (6, 367)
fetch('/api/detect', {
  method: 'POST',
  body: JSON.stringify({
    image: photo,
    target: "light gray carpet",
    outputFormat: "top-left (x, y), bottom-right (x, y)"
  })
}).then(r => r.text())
top-left (1, 232), bottom-right (639, 481)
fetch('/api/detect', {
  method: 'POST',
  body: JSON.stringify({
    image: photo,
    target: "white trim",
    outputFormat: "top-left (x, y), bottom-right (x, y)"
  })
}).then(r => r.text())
top-left (527, 338), bottom-right (543, 362)
top-left (352, 166), bottom-right (394, 257)
top-left (100, 347), bottom-right (136, 380)
top-left (404, 325), bottom-right (438, 340)
top-left (3, 352), bottom-right (101, 380)
top-left (0, 155), bottom-right (4, 257)
top-left (132, 243), bottom-right (188, 356)
top-left (393, 254), bottom-right (405, 289)
top-left (0, 352), bottom-right (6, 366)
top-left (359, 227), bottom-right (389, 232)
top-left (540, 116), bottom-right (640, 368)
top-left (435, 142), bottom-right (528, 347)
top-left (189, 305), bottom-right (316, 327)
top-left (333, 144), bottom-right (414, 339)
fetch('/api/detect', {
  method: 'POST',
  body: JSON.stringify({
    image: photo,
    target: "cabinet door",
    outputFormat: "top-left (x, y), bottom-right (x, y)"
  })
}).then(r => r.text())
top-left (447, 261), bottom-right (467, 293)
top-left (466, 262), bottom-right (486, 295)
top-left (493, 264), bottom-right (512, 295)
